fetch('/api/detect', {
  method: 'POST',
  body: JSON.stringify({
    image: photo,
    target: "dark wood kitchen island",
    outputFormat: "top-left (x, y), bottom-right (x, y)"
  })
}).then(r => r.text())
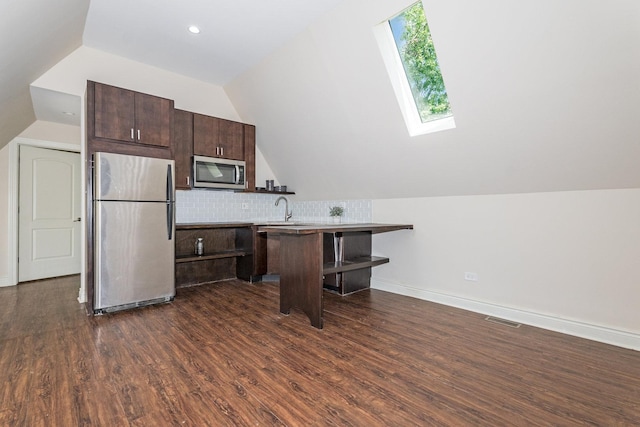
top-left (259, 223), bottom-right (413, 328)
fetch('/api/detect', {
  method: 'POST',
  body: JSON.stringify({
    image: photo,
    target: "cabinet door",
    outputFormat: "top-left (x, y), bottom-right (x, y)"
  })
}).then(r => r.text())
top-left (243, 124), bottom-right (255, 191)
top-left (193, 114), bottom-right (220, 157)
top-left (219, 119), bottom-right (244, 160)
top-left (266, 235), bottom-right (280, 275)
top-left (94, 83), bottom-right (135, 142)
top-left (172, 110), bottom-right (193, 190)
top-left (135, 92), bottom-right (172, 147)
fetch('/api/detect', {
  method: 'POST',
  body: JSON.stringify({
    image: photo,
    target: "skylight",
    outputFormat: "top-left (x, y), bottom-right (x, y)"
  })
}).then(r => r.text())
top-left (374, 1), bottom-right (455, 136)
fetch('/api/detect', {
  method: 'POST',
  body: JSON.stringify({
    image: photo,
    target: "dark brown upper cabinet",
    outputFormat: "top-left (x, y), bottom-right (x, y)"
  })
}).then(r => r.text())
top-left (243, 123), bottom-right (256, 192)
top-left (92, 82), bottom-right (172, 148)
top-left (172, 109), bottom-right (194, 190)
top-left (193, 114), bottom-right (244, 161)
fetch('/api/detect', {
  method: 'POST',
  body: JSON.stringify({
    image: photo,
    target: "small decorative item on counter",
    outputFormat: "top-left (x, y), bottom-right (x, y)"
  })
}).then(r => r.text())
top-left (266, 180), bottom-right (275, 191)
top-left (329, 206), bottom-right (344, 223)
top-left (274, 185), bottom-right (287, 192)
top-left (195, 237), bottom-right (204, 256)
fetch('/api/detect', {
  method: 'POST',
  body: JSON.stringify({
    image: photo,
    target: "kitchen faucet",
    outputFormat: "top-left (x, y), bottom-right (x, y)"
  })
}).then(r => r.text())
top-left (275, 196), bottom-right (293, 222)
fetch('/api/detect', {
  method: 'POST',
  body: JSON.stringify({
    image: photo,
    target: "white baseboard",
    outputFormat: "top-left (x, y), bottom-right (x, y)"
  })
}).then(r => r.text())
top-left (371, 278), bottom-right (640, 352)
top-left (0, 275), bottom-right (13, 287)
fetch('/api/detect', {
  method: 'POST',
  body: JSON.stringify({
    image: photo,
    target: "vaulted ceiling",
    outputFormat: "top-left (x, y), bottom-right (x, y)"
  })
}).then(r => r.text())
top-left (0, 0), bottom-right (344, 149)
top-left (0, 0), bottom-right (89, 148)
top-left (226, 0), bottom-right (640, 199)
top-left (83, 0), bottom-right (345, 86)
top-left (2, 0), bottom-right (639, 200)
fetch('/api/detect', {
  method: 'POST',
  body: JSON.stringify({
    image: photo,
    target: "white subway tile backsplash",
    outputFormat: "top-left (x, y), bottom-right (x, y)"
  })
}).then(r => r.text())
top-left (175, 190), bottom-right (371, 224)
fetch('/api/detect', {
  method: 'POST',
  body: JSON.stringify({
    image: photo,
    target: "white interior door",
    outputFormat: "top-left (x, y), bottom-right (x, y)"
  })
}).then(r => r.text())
top-left (19, 145), bottom-right (81, 282)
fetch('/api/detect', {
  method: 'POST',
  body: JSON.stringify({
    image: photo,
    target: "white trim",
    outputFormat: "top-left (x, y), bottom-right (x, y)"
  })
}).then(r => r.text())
top-left (8, 137), bottom-right (81, 287)
top-left (0, 276), bottom-right (10, 287)
top-left (372, 16), bottom-right (456, 137)
top-left (14, 137), bottom-right (80, 152)
top-left (7, 141), bottom-right (18, 287)
top-left (78, 94), bottom-right (87, 303)
top-left (371, 278), bottom-right (640, 351)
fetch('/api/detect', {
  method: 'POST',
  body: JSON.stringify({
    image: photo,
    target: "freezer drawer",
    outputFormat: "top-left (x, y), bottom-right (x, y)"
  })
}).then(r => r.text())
top-left (94, 200), bottom-right (175, 310)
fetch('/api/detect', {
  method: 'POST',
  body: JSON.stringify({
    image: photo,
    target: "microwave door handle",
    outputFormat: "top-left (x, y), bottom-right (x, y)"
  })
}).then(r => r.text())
top-left (235, 165), bottom-right (240, 184)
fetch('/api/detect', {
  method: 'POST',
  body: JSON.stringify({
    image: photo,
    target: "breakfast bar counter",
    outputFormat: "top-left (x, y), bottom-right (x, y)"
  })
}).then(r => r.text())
top-left (259, 223), bottom-right (413, 328)
top-left (258, 223), bottom-right (414, 235)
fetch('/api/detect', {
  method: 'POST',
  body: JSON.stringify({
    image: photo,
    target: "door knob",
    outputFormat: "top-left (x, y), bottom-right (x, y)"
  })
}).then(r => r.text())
top-left (74, 217), bottom-right (81, 222)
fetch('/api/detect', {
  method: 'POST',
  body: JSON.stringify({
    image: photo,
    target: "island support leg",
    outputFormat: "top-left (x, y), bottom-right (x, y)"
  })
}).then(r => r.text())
top-left (279, 233), bottom-right (324, 329)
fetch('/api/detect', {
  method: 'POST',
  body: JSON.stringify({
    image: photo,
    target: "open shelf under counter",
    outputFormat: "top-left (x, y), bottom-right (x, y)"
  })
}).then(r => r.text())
top-left (176, 250), bottom-right (248, 264)
top-left (323, 256), bottom-right (389, 274)
top-left (174, 223), bottom-right (254, 287)
top-left (260, 223), bottom-right (413, 328)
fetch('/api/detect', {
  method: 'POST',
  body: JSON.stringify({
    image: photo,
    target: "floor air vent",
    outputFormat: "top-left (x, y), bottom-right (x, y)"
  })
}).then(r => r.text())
top-left (485, 316), bottom-right (522, 328)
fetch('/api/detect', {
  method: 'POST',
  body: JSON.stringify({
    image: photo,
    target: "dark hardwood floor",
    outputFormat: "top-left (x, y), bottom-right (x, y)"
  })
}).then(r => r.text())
top-left (1, 276), bottom-right (638, 426)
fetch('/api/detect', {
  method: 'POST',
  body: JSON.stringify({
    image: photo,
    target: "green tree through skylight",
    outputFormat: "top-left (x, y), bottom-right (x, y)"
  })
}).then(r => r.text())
top-left (389, 2), bottom-right (452, 123)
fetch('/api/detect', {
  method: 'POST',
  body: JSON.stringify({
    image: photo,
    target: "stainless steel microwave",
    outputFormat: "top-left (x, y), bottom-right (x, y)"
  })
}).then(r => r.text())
top-left (192, 155), bottom-right (246, 190)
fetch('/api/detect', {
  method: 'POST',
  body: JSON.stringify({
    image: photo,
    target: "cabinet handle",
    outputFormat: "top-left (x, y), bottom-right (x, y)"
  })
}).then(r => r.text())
top-left (137, 129), bottom-right (141, 141)
top-left (216, 146), bottom-right (220, 156)
top-left (221, 147), bottom-right (224, 157)
top-left (186, 176), bottom-right (190, 186)
top-left (130, 128), bottom-right (135, 140)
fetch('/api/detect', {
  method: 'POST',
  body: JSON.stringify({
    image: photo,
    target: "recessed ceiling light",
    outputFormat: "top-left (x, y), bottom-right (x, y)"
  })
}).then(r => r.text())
top-left (188, 25), bottom-right (200, 34)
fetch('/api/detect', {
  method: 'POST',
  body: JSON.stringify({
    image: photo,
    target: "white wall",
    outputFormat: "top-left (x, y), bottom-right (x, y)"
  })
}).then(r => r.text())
top-left (32, 46), bottom-right (241, 120)
top-left (226, 0), bottom-right (640, 201)
top-left (371, 189), bottom-right (640, 349)
top-left (0, 128), bottom-right (82, 288)
top-left (19, 121), bottom-right (81, 146)
top-left (223, 0), bottom-right (640, 350)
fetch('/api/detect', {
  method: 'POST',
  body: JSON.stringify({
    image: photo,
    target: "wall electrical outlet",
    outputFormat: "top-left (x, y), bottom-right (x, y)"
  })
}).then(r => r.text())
top-left (464, 272), bottom-right (478, 282)
top-left (241, 203), bottom-right (249, 210)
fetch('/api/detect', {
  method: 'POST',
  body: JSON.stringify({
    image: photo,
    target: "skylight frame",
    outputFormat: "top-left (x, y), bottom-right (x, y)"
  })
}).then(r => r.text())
top-left (373, 2), bottom-right (455, 137)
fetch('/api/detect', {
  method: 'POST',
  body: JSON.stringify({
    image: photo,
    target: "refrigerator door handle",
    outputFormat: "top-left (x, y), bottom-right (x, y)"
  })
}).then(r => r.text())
top-left (166, 164), bottom-right (174, 240)
top-left (167, 202), bottom-right (173, 240)
top-left (166, 164), bottom-right (174, 202)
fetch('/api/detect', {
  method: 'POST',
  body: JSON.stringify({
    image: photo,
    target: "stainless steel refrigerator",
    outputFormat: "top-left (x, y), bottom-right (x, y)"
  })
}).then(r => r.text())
top-left (93, 152), bottom-right (175, 313)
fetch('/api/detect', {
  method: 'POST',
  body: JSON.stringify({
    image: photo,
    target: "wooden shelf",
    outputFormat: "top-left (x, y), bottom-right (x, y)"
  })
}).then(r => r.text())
top-left (323, 256), bottom-right (389, 274)
top-left (237, 188), bottom-right (295, 195)
top-left (176, 250), bottom-right (247, 263)
top-left (175, 224), bottom-right (254, 287)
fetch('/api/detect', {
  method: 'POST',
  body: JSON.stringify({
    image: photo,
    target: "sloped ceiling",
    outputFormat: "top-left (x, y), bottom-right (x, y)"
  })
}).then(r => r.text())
top-left (82, 0), bottom-right (345, 86)
top-left (226, 0), bottom-right (640, 200)
top-left (0, 0), bottom-right (344, 149)
top-left (0, 0), bottom-right (89, 149)
top-left (3, 0), bottom-right (639, 201)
